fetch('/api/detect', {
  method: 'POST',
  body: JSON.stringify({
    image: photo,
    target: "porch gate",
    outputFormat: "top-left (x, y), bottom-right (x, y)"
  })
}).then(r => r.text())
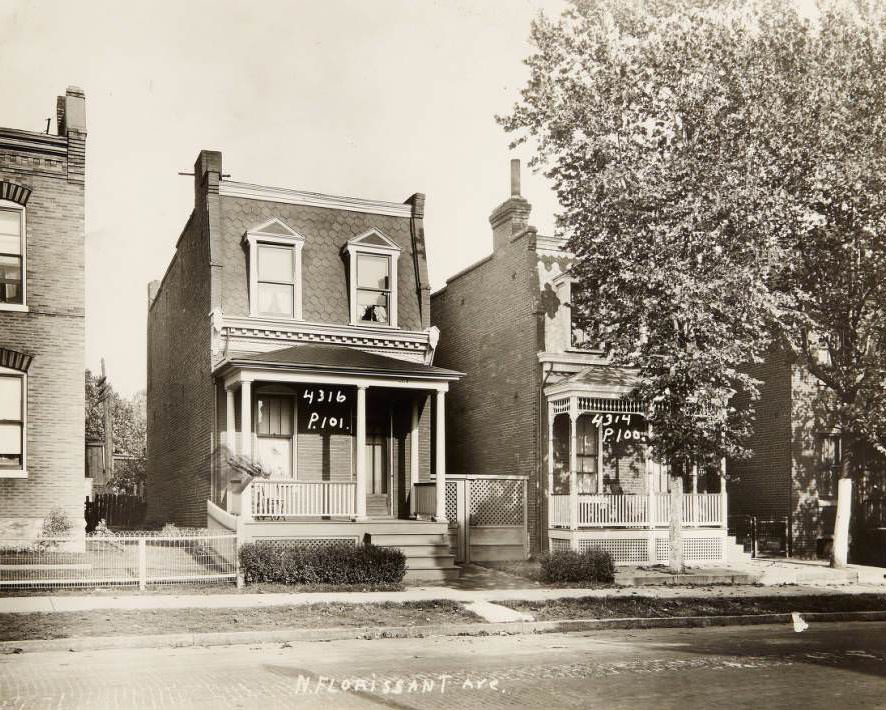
top-left (444, 475), bottom-right (528, 563)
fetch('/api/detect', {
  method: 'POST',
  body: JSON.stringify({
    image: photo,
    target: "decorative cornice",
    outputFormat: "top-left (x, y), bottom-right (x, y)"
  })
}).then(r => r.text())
top-left (0, 128), bottom-right (67, 158)
top-left (219, 180), bottom-right (413, 218)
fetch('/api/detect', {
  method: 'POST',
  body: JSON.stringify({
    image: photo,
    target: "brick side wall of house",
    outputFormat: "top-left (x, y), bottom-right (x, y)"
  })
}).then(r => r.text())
top-left (146, 202), bottom-right (214, 527)
top-left (217, 197), bottom-right (425, 331)
top-left (727, 352), bottom-right (794, 532)
top-left (0, 134), bottom-right (86, 539)
top-left (431, 232), bottom-right (541, 550)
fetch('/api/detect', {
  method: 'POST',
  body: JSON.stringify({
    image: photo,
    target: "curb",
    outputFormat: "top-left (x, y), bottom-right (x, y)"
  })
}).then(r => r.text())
top-left (3, 610), bottom-right (886, 654)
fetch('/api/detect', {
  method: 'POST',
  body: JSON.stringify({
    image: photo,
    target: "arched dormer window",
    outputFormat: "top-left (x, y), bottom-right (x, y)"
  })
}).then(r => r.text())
top-left (0, 347), bottom-right (32, 477)
top-left (243, 218), bottom-right (305, 320)
top-left (0, 189), bottom-right (29, 311)
top-left (343, 228), bottom-right (401, 327)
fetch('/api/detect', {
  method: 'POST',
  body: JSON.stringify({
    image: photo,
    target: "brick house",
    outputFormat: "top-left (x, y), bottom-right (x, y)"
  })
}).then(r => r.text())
top-left (728, 351), bottom-right (886, 560)
top-left (0, 87), bottom-right (87, 540)
top-left (431, 161), bottom-right (745, 565)
top-left (146, 150), bottom-right (463, 580)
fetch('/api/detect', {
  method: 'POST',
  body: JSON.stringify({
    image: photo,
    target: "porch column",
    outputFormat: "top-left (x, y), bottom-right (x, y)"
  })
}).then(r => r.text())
top-left (225, 387), bottom-right (236, 456)
top-left (720, 455), bottom-right (728, 530)
top-left (596, 416), bottom-right (604, 494)
top-left (569, 397), bottom-right (579, 536)
top-left (690, 463), bottom-right (699, 527)
top-left (240, 380), bottom-right (252, 460)
top-left (646, 422), bottom-right (656, 565)
top-left (409, 398), bottom-right (420, 517)
top-left (355, 385), bottom-right (368, 520)
top-left (434, 389), bottom-right (447, 523)
top-left (547, 404), bottom-right (554, 523)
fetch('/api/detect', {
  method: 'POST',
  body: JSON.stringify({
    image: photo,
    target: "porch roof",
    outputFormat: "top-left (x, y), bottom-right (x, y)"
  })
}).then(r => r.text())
top-left (545, 364), bottom-right (639, 399)
top-left (220, 343), bottom-right (463, 382)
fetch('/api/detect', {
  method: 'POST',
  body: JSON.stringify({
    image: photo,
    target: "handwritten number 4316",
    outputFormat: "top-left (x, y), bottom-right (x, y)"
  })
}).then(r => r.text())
top-left (302, 389), bottom-right (347, 405)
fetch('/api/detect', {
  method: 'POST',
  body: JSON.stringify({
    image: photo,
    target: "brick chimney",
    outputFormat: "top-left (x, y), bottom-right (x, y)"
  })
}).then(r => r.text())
top-left (56, 86), bottom-right (86, 184)
top-left (489, 159), bottom-right (532, 251)
top-left (194, 149), bottom-right (223, 206)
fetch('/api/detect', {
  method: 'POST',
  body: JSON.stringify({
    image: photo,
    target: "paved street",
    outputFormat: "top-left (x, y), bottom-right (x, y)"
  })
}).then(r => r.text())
top-left (1, 621), bottom-right (885, 709)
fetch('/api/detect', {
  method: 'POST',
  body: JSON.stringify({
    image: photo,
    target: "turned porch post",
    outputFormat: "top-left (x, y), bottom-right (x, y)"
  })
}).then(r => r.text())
top-left (355, 385), bottom-right (368, 520)
top-left (569, 397), bottom-right (579, 537)
top-left (434, 389), bottom-right (447, 523)
top-left (547, 404), bottom-right (555, 522)
top-left (240, 380), bottom-right (252, 460)
top-left (720, 455), bottom-right (728, 530)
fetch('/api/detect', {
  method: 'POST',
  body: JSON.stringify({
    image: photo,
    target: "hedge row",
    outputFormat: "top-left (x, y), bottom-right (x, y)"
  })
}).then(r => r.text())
top-left (539, 548), bottom-right (615, 584)
top-left (239, 541), bottom-right (407, 585)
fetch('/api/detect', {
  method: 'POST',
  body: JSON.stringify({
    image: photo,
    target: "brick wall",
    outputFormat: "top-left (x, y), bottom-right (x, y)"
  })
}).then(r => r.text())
top-left (0, 122), bottom-right (85, 539)
top-left (431, 231), bottom-right (542, 550)
top-left (145, 155), bottom-right (217, 527)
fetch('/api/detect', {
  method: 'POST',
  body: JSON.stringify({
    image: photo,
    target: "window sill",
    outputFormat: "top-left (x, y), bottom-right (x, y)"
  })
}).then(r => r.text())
top-left (0, 469), bottom-right (27, 479)
top-left (818, 498), bottom-right (837, 507)
top-left (350, 321), bottom-right (398, 330)
top-left (0, 303), bottom-right (28, 313)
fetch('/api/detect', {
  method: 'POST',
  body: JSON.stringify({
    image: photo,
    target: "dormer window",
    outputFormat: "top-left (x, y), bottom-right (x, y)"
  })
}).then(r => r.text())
top-left (244, 218), bottom-right (305, 320)
top-left (344, 229), bottom-right (400, 327)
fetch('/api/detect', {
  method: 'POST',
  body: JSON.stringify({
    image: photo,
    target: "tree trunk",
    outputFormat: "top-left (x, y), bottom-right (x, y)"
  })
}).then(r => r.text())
top-left (669, 474), bottom-right (684, 572)
top-left (830, 445), bottom-right (854, 568)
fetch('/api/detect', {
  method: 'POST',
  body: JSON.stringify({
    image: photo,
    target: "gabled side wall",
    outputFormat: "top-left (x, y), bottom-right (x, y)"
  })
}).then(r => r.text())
top-left (431, 232), bottom-right (542, 552)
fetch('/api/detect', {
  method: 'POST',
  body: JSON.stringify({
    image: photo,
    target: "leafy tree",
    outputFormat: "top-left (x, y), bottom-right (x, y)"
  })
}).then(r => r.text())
top-left (85, 370), bottom-right (147, 495)
top-left (502, 0), bottom-right (886, 567)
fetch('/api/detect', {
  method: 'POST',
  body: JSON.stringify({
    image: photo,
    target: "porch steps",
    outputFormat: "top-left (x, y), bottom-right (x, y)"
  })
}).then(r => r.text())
top-left (725, 535), bottom-right (754, 564)
top-left (366, 527), bottom-right (461, 582)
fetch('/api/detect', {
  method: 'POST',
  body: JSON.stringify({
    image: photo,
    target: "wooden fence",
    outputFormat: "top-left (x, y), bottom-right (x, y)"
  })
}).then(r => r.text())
top-left (85, 494), bottom-right (147, 531)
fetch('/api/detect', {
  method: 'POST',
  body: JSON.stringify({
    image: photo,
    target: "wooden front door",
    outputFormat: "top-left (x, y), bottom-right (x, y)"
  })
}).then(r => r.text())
top-left (255, 394), bottom-right (294, 478)
top-left (365, 410), bottom-right (391, 517)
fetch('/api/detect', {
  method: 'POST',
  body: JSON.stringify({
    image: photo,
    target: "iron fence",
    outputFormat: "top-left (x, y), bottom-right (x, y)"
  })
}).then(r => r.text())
top-left (0, 532), bottom-right (238, 589)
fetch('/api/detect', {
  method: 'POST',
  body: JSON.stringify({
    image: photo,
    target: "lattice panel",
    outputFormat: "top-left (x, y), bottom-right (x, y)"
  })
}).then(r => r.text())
top-left (550, 538), bottom-right (571, 552)
top-left (445, 481), bottom-right (458, 528)
top-left (579, 537), bottom-right (648, 563)
top-left (552, 398), bottom-right (570, 415)
top-left (654, 537), bottom-right (722, 563)
top-left (578, 397), bottom-right (645, 414)
top-left (469, 479), bottom-right (524, 526)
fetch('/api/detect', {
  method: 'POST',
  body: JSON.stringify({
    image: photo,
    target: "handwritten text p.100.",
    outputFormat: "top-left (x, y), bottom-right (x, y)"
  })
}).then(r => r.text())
top-left (590, 412), bottom-right (646, 444)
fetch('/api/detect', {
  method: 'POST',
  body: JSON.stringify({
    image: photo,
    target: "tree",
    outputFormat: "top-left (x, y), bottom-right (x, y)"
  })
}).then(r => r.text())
top-left (502, 0), bottom-right (886, 568)
top-left (500, 0), bottom-right (803, 570)
top-left (85, 370), bottom-right (147, 495)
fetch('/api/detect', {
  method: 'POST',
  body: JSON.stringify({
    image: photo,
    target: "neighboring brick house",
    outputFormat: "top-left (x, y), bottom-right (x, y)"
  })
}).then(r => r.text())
top-left (431, 162), bottom-right (739, 565)
top-left (145, 150), bottom-right (463, 580)
top-left (0, 87), bottom-right (87, 540)
top-left (729, 351), bottom-right (886, 560)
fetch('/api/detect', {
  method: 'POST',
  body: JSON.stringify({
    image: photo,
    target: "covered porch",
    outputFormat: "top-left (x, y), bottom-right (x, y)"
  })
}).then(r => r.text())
top-left (545, 367), bottom-right (729, 564)
top-left (213, 344), bottom-right (462, 526)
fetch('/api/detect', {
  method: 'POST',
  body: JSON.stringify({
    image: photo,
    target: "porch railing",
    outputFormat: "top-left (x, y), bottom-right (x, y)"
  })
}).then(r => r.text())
top-left (250, 480), bottom-right (357, 518)
top-left (550, 493), bottom-right (724, 528)
top-left (413, 481), bottom-right (437, 518)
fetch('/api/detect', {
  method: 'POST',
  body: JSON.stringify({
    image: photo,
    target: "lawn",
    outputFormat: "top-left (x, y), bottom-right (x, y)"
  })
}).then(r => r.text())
top-left (0, 600), bottom-right (480, 642)
top-left (477, 560), bottom-right (615, 588)
top-left (500, 593), bottom-right (886, 621)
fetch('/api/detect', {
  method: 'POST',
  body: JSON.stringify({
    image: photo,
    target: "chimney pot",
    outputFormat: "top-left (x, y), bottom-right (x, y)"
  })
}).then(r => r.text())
top-left (510, 159), bottom-right (521, 197)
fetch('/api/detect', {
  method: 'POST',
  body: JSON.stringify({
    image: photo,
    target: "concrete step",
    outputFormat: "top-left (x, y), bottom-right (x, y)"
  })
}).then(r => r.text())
top-left (369, 533), bottom-right (450, 546)
top-left (400, 553), bottom-right (459, 569)
top-left (403, 566), bottom-right (461, 582)
top-left (377, 544), bottom-right (453, 557)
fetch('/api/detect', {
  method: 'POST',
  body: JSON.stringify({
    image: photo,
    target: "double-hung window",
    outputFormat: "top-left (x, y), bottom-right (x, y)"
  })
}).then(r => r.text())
top-left (244, 219), bottom-right (305, 320)
top-left (0, 204), bottom-right (24, 307)
top-left (0, 369), bottom-right (25, 475)
top-left (344, 229), bottom-right (400, 327)
top-left (818, 434), bottom-right (840, 499)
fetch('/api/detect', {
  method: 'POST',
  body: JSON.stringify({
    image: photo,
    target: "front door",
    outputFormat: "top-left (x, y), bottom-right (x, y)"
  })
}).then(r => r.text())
top-left (365, 411), bottom-right (391, 517)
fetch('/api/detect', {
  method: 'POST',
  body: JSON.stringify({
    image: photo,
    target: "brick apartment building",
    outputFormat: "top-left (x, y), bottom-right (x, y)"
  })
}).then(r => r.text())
top-left (431, 162), bottom-right (735, 563)
top-left (729, 351), bottom-right (886, 560)
top-left (0, 87), bottom-right (87, 540)
top-left (146, 150), bottom-right (468, 579)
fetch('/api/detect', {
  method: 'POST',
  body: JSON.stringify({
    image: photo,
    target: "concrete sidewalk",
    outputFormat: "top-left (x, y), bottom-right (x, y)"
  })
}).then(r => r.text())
top-left (3, 578), bottom-right (885, 615)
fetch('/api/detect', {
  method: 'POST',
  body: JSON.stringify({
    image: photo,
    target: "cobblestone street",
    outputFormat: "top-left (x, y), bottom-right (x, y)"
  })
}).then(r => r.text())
top-left (2, 621), bottom-right (885, 709)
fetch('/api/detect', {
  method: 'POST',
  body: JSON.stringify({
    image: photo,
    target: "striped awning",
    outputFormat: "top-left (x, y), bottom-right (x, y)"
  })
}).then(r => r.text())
top-left (0, 347), bottom-right (34, 372)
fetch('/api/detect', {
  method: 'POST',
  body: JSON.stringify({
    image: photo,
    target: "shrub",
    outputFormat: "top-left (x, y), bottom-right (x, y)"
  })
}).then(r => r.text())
top-left (239, 541), bottom-right (407, 586)
top-left (41, 507), bottom-right (72, 539)
top-left (539, 548), bottom-right (615, 584)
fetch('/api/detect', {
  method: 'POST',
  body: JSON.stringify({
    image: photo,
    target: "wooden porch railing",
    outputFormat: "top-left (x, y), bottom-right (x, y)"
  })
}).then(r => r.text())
top-left (550, 493), bottom-right (724, 528)
top-left (249, 480), bottom-right (357, 518)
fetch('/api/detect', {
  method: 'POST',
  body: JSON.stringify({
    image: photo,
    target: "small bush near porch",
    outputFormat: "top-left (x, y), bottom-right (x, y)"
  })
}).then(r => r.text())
top-left (239, 541), bottom-right (407, 586)
top-left (538, 549), bottom-right (616, 585)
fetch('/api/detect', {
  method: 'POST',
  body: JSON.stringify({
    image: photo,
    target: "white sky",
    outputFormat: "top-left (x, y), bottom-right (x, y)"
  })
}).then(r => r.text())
top-left (0, 0), bottom-right (564, 396)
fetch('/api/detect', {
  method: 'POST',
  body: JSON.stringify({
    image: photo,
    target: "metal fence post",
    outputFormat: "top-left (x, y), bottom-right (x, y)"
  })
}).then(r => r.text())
top-left (138, 537), bottom-right (147, 590)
